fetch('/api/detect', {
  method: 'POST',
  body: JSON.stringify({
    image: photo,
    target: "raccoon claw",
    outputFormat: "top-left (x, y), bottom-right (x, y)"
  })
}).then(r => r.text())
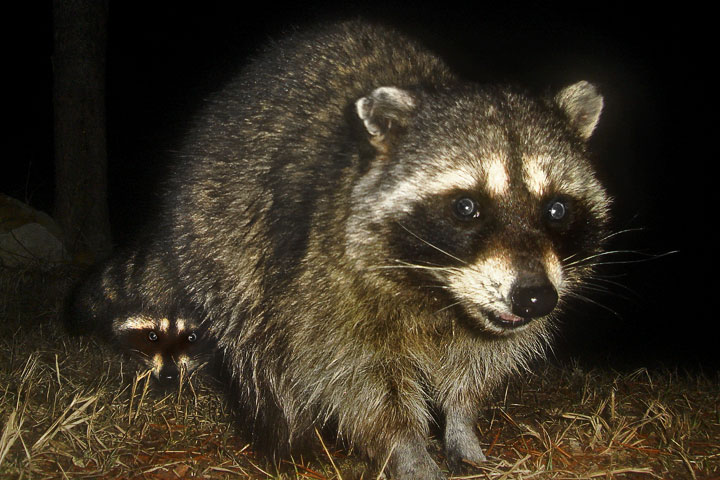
top-left (387, 441), bottom-right (446, 480)
top-left (445, 444), bottom-right (487, 473)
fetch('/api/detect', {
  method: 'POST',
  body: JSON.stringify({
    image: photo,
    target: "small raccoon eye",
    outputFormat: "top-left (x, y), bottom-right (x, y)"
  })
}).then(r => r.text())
top-left (147, 331), bottom-right (158, 342)
top-left (547, 200), bottom-right (567, 221)
top-left (187, 332), bottom-right (197, 343)
top-left (454, 197), bottom-right (478, 219)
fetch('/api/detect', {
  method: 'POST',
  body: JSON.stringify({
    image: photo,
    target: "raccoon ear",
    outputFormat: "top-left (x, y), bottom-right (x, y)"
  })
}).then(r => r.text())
top-left (554, 81), bottom-right (603, 140)
top-left (355, 87), bottom-right (417, 139)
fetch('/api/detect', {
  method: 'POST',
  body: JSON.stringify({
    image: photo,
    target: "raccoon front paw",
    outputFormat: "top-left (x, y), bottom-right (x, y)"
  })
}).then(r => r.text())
top-left (386, 440), bottom-right (446, 480)
top-left (445, 441), bottom-right (486, 473)
top-left (444, 418), bottom-right (487, 472)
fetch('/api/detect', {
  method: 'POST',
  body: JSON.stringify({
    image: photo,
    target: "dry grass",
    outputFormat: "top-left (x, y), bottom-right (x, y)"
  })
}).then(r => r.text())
top-left (1, 266), bottom-right (718, 479)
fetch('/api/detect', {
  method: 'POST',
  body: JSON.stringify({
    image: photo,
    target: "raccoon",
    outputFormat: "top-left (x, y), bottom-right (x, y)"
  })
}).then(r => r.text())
top-left (80, 21), bottom-right (610, 478)
top-left (67, 247), bottom-right (213, 386)
top-left (111, 312), bottom-right (210, 386)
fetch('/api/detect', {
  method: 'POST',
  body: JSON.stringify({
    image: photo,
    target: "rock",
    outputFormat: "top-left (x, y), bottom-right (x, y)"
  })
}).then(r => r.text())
top-left (0, 194), bottom-right (69, 268)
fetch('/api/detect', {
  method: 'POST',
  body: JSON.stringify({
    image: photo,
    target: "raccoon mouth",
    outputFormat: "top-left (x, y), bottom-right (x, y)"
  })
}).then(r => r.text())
top-left (486, 311), bottom-right (532, 329)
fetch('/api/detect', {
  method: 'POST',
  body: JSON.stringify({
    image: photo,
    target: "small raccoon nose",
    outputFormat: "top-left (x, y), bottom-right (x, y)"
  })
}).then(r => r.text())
top-left (157, 373), bottom-right (176, 386)
top-left (510, 281), bottom-right (558, 319)
top-left (158, 366), bottom-right (178, 383)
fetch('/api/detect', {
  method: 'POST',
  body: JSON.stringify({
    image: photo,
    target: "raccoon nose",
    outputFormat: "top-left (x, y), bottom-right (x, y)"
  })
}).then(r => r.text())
top-left (510, 279), bottom-right (558, 319)
top-left (158, 366), bottom-right (178, 384)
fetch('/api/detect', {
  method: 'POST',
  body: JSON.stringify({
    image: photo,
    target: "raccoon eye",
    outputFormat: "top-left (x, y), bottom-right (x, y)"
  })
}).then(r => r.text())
top-left (547, 200), bottom-right (567, 221)
top-left (147, 331), bottom-right (158, 342)
top-left (454, 197), bottom-right (478, 219)
top-left (187, 332), bottom-right (197, 343)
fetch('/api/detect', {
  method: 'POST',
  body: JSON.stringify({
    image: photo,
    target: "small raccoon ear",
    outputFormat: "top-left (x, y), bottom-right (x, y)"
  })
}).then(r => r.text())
top-left (355, 86), bottom-right (417, 139)
top-left (554, 81), bottom-right (603, 140)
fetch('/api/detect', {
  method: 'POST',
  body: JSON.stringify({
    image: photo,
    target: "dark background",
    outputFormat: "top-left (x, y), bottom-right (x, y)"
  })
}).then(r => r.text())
top-left (12, 4), bottom-right (712, 369)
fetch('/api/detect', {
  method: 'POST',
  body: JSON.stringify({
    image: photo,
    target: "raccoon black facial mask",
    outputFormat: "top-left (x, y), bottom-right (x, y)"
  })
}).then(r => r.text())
top-left (113, 314), bottom-right (208, 385)
top-left (70, 21), bottom-right (609, 479)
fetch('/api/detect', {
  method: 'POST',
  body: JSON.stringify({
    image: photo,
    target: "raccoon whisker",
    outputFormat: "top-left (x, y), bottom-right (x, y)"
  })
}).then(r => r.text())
top-left (583, 275), bottom-right (637, 294)
top-left (584, 255), bottom-right (678, 267)
top-left (578, 283), bottom-right (634, 303)
top-left (394, 222), bottom-right (468, 265)
top-left (397, 261), bottom-right (466, 276)
top-left (574, 283), bottom-right (614, 296)
top-left (434, 301), bottom-right (462, 315)
top-left (583, 274), bottom-right (628, 288)
top-left (562, 252), bottom-right (580, 264)
top-left (368, 260), bottom-right (465, 280)
top-left (572, 277), bottom-right (612, 291)
top-left (563, 249), bottom-right (631, 265)
top-left (599, 226), bottom-right (646, 242)
top-left (128, 349), bottom-right (151, 359)
top-left (370, 263), bottom-right (455, 273)
top-left (563, 249), bottom-right (641, 266)
top-left (565, 249), bottom-right (677, 268)
top-left (418, 284), bottom-right (451, 290)
top-left (392, 258), bottom-right (447, 268)
top-left (578, 281), bottom-right (619, 296)
top-left (589, 270), bottom-right (631, 278)
top-left (565, 291), bottom-right (622, 318)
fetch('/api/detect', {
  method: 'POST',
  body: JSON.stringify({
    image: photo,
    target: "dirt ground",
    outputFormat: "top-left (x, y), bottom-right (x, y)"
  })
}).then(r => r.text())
top-left (1, 267), bottom-right (718, 479)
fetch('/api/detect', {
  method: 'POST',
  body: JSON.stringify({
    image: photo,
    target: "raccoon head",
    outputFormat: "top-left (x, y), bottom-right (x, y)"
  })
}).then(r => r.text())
top-left (112, 314), bottom-right (210, 384)
top-left (350, 81), bottom-right (610, 335)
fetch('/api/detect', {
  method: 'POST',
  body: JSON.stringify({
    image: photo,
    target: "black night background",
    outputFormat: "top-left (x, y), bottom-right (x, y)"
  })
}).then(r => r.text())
top-left (9, 2), bottom-right (713, 371)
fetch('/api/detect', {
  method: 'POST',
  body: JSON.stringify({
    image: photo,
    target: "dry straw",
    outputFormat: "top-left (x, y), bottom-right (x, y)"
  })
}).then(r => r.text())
top-left (1, 266), bottom-right (718, 478)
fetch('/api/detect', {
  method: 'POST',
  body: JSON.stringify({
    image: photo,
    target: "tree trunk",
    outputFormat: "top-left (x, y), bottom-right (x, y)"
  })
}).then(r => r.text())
top-left (53, 0), bottom-right (112, 262)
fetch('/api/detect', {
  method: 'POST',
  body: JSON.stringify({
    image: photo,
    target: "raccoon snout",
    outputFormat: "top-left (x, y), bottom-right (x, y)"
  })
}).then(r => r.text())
top-left (510, 277), bottom-right (558, 319)
top-left (157, 365), bottom-right (179, 384)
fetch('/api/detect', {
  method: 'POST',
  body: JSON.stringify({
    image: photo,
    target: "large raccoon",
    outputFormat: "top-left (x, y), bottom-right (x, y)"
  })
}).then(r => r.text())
top-left (79, 21), bottom-right (610, 478)
top-left (68, 248), bottom-right (214, 387)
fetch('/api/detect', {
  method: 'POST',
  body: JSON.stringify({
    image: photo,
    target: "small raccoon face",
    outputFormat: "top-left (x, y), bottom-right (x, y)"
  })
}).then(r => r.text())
top-left (112, 315), bottom-right (209, 384)
top-left (352, 82), bottom-right (610, 335)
